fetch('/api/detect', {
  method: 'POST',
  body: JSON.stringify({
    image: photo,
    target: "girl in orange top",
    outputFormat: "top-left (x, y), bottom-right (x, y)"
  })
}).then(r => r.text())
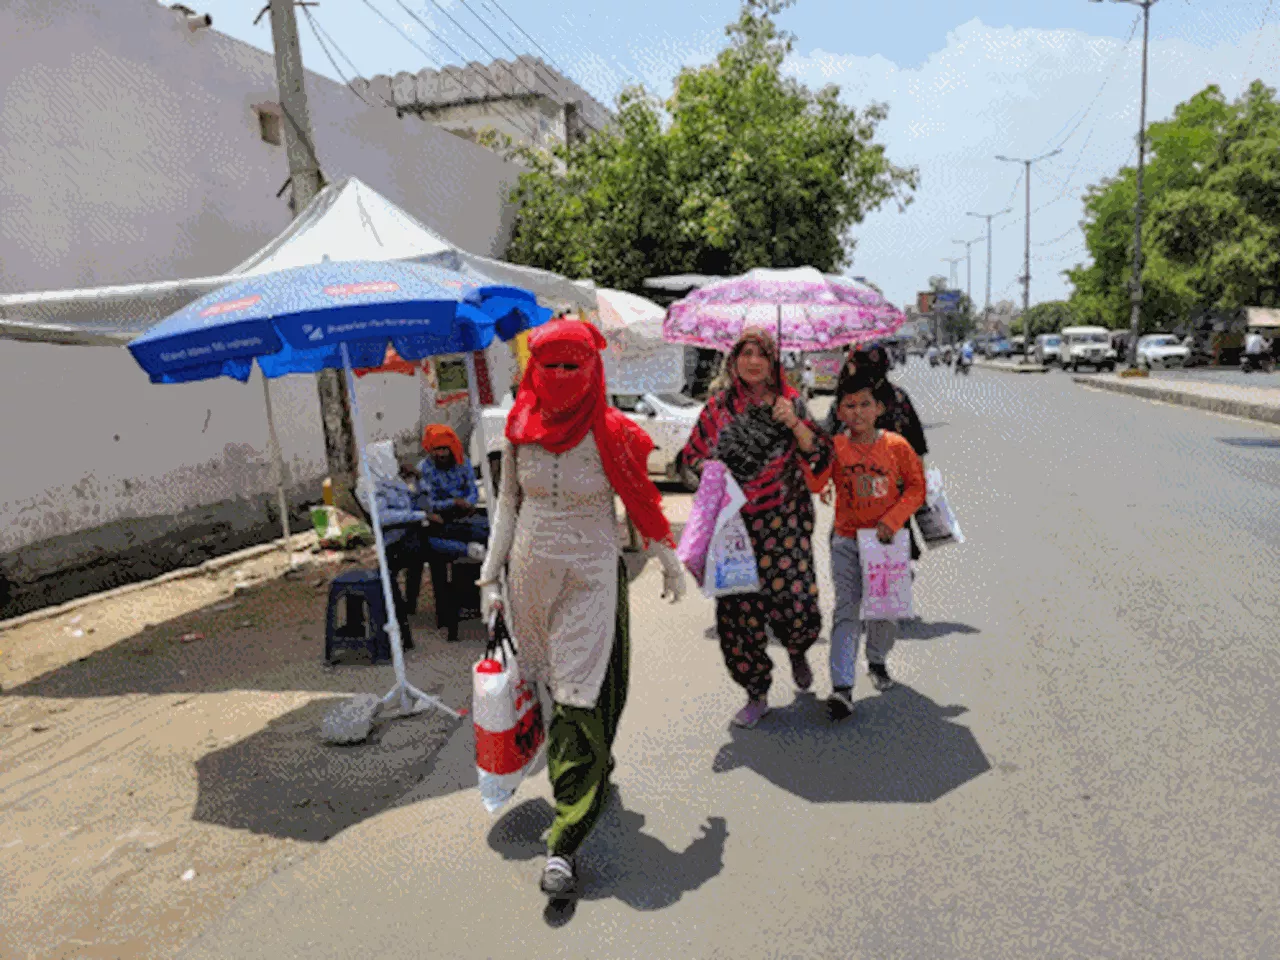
top-left (813, 370), bottom-right (926, 720)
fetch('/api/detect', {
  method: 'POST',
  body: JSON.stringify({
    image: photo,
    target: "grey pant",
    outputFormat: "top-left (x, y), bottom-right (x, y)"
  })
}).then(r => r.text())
top-left (829, 534), bottom-right (898, 689)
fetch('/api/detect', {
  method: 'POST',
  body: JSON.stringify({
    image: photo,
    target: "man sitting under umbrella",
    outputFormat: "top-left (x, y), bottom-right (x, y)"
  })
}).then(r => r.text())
top-left (416, 424), bottom-right (489, 564)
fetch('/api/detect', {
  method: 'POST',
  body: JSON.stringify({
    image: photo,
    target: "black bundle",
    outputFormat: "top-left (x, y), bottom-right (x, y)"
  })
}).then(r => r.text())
top-left (713, 402), bottom-right (794, 485)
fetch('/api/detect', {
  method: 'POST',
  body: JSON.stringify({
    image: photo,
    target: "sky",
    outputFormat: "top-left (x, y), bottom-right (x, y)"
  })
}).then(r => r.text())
top-left (189, 0), bottom-right (1280, 308)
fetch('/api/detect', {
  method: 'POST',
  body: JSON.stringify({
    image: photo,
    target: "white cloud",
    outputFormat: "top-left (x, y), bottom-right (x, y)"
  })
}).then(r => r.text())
top-left (785, 18), bottom-right (1280, 308)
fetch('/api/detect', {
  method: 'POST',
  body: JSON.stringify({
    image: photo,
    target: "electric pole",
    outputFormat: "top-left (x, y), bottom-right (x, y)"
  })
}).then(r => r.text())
top-left (953, 236), bottom-right (981, 310)
top-left (1091, 0), bottom-right (1160, 369)
top-left (997, 149), bottom-right (1062, 362)
top-left (266, 0), bottom-right (358, 512)
top-left (967, 208), bottom-right (1012, 333)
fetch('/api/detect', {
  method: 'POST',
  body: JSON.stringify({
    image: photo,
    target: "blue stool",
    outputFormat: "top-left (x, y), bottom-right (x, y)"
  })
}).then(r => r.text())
top-left (324, 569), bottom-right (410, 664)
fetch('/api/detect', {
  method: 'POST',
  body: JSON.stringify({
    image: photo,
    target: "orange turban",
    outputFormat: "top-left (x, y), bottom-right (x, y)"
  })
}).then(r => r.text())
top-left (421, 424), bottom-right (464, 464)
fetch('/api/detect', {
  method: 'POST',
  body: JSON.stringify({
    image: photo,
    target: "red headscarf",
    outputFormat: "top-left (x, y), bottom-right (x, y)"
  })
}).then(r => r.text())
top-left (506, 319), bottom-right (674, 548)
top-left (421, 424), bottom-right (464, 465)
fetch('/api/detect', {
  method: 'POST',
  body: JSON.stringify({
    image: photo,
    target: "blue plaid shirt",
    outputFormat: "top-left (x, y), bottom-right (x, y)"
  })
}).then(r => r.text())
top-left (416, 457), bottom-right (479, 514)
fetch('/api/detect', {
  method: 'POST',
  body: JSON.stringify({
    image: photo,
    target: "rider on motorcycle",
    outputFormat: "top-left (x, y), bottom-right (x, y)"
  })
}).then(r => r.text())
top-left (926, 344), bottom-right (940, 367)
top-left (957, 342), bottom-right (974, 370)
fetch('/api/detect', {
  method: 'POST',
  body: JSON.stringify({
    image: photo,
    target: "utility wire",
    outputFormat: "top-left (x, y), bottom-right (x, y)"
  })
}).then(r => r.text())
top-left (388, 0), bottom-right (547, 144)
top-left (301, 6), bottom-right (373, 105)
top-left (358, 0), bottom-right (544, 144)
top-left (1048, 13), bottom-right (1143, 153)
top-left (436, 0), bottom-right (604, 135)
top-left (1247, 0), bottom-right (1276, 72)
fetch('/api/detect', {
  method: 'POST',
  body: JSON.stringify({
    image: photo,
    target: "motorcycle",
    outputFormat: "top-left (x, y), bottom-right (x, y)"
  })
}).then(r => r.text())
top-left (928, 353), bottom-right (941, 368)
top-left (955, 355), bottom-right (972, 376)
top-left (1242, 353), bottom-right (1275, 374)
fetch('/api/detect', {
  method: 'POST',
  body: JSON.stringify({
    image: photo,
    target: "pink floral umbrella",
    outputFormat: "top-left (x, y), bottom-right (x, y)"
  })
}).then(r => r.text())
top-left (662, 266), bottom-right (905, 353)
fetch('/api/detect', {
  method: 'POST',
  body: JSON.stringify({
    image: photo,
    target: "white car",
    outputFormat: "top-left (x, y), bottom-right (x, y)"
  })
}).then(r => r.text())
top-left (1060, 326), bottom-right (1118, 372)
top-left (470, 391), bottom-right (705, 491)
top-left (1136, 334), bottom-right (1190, 369)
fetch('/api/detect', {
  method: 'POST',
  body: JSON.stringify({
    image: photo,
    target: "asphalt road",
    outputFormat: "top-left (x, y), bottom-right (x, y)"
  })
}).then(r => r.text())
top-left (183, 363), bottom-right (1280, 960)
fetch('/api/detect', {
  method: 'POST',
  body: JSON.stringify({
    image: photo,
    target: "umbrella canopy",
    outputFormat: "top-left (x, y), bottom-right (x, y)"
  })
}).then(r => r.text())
top-left (126, 259), bottom-right (548, 723)
top-left (128, 259), bottom-right (547, 384)
top-left (662, 266), bottom-right (905, 353)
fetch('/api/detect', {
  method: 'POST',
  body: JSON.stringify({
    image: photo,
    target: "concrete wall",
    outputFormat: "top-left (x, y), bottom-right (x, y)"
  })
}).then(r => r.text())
top-left (0, 0), bottom-right (524, 618)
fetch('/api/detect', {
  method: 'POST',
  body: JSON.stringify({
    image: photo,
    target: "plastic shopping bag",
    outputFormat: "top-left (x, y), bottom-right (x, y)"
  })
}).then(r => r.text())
top-left (857, 528), bottom-right (913, 621)
top-left (677, 460), bottom-right (729, 588)
top-left (914, 468), bottom-right (965, 551)
top-left (472, 614), bottom-right (545, 815)
top-left (703, 473), bottom-right (761, 598)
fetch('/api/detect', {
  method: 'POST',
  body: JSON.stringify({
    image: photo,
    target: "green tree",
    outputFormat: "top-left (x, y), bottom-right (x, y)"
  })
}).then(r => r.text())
top-left (1068, 82), bottom-right (1280, 331)
top-left (1015, 300), bottom-right (1076, 338)
top-left (498, 0), bottom-right (917, 292)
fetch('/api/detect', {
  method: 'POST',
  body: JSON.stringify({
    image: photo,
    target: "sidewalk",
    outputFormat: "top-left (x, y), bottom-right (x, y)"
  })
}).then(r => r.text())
top-left (1075, 374), bottom-right (1280, 426)
top-left (973, 359), bottom-right (1049, 374)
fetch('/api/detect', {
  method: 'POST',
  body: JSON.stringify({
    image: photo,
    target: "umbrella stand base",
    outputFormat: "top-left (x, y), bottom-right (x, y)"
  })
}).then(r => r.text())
top-left (378, 679), bottom-right (462, 721)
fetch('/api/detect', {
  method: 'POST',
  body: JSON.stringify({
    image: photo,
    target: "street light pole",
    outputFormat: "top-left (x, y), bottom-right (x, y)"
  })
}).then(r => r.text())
top-left (1092, 0), bottom-right (1161, 369)
top-left (967, 208), bottom-right (1012, 333)
top-left (953, 237), bottom-right (982, 308)
top-left (996, 149), bottom-right (1062, 362)
top-left (941, 257), bottom-right (964, 289)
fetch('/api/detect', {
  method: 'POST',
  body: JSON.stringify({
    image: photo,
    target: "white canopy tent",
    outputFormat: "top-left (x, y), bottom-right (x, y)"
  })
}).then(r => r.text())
top-left (0, 177), bottom-right (601, 557)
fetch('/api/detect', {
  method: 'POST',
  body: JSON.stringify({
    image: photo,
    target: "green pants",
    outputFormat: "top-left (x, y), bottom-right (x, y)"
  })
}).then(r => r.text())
top-left (546, 557), bottom-right (630, 857)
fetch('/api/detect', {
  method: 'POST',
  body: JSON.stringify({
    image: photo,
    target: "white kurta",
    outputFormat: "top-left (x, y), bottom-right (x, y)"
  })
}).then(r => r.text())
top-left (478, 436), bottom-right (619, 709)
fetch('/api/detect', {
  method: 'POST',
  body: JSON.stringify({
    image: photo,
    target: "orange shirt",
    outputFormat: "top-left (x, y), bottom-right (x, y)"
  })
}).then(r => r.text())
top-left (815, 430), bottom-right (926, 538)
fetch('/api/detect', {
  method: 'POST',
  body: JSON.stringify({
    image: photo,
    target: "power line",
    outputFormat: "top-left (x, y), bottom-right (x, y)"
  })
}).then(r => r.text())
top-left (357, 0), bottom-right (544, 144)
top-left (301, 6), bottom-right (373, 106)
top-left (388, 0), bottom-right (547, 144)
top-left (1047, 13), bottom-right (1143, 154)
top-left (1247, 0), bottom-right (1276, 72)
top-left (443, 0), bottom-right (604, 135)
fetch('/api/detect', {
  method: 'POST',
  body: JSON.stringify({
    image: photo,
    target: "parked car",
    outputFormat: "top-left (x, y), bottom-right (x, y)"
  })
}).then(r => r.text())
top-left (1059, 326), bottom-right (1117, 372)
top-left (985, 337), bottom-right (1013, 359)
top-left (1033, 333), bottom-right (1062, 366)
top-left (470, 391), bottom-right (705, 491)
top-left (1136, 334), bottom-right (1190, 369)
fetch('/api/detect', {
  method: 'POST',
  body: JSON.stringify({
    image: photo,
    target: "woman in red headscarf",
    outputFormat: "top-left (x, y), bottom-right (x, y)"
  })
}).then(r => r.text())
top-left (476, 318), bottom-right (685, 898)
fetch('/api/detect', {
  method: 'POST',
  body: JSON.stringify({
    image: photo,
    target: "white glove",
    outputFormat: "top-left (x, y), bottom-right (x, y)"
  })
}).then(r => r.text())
top-left (479, 582), bottom-right (503, 624)
top-left (655, 543), bottom-right (686, 604)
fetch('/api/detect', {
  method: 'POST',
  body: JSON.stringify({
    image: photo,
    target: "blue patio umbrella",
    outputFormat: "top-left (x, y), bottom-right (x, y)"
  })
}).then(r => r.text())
top-left (128, 259), bottom-right (550, 721)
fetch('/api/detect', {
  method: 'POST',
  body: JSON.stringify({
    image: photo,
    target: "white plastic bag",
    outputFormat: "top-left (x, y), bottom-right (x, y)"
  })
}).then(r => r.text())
top-left (473, 620), bottom-right (545, 815)
top-left (857, 528), bottom-right (913, 621)
top-left (702, 473), bottom-right (761, 598)
top-left (915, 468), bottom-right (965, 550)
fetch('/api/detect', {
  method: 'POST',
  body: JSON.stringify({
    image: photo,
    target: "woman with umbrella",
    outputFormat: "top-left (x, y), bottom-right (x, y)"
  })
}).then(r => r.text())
top-left (680, 328), bottom-right (831, 729)
top-left (477, 318), bottom-right (686, 898)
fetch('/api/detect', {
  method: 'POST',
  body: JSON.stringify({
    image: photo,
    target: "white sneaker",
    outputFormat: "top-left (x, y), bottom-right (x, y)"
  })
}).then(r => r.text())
top-left (466, 542), bottom-right (487, 562)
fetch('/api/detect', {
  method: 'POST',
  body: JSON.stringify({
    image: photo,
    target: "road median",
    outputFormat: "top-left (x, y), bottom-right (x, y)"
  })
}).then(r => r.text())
top-left (1075, 374), bottom-right (1280, 426)
top-left (973, 359), bottom-right (1050, 374)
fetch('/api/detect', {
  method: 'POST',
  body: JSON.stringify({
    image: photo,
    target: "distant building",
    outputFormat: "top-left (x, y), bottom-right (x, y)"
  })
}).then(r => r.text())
top-left (355, 56), bottom-right (613, 153)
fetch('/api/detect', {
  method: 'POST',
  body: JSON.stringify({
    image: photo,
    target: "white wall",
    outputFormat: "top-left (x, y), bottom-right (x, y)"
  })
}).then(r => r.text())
top-left (0, 0), bottom-right (525, 615)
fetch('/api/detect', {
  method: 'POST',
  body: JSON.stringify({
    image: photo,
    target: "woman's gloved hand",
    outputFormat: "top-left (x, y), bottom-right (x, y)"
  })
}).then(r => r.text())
top-left (479, 581), bottom-right (503, 623)
top-left (654, 543), bottom-right (686, 603)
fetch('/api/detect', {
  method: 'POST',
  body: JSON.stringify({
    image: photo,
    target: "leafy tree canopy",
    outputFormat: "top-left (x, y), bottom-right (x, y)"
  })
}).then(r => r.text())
top-left (494, 0), bottom-right (917, 293)
top-left (1067, 82), bottom-right (1280, 331)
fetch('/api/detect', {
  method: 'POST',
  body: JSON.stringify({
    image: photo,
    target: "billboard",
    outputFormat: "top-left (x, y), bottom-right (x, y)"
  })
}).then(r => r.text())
top-left (935, 290), bottom-right (963, 313)
top-left (917, 292), bottom-right (936, 314)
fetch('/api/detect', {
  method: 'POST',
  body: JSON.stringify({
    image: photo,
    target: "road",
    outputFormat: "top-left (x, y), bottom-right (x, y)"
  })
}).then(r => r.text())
top-left (183, 363), bottom-right (1280, 960)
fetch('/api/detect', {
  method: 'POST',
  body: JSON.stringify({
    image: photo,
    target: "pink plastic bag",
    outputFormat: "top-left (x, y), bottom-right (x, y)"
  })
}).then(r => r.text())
top-left (676, 460), bottom-right (728, 587)
top-left (857, 529), bottom-right (913, 620)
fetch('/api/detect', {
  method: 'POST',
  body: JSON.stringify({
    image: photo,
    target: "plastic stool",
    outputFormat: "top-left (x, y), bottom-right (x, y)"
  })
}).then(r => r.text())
top-left (324, 569), bottom-right (408, 664)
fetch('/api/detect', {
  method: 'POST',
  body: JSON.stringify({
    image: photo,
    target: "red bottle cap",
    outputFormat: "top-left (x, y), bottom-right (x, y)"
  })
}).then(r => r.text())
top-left (475, 658), bottom-right (504, 674)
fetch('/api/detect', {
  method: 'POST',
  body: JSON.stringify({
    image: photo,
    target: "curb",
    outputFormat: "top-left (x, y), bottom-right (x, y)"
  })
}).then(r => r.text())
top-left (1074, 376), bottom-right (1280, 426)
top-left (973, 360), bottom-right (1050, 374)
top-left (0, 532), bottom-right (320, 633)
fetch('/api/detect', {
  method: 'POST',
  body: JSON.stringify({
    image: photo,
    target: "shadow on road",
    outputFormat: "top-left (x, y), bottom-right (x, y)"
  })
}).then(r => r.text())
top-left (710, 685), bottom-right (989, 803)
top-left (191, 697), bottom-right (464, 842)
top-left (487, 790), bottom-right (728, 913)
top-left (898, 620), bottom-right (981, 641)
top-left (1218, 437), bottom-right (1280, 449)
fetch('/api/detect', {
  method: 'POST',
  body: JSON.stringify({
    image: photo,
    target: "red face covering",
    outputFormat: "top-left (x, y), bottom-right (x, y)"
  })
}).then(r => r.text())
top-left (506, 319), bottom-right (674, 548)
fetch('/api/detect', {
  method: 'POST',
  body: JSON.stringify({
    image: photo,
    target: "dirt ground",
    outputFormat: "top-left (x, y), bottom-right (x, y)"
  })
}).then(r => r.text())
top-left (0, 543), bottom-right (484, 960)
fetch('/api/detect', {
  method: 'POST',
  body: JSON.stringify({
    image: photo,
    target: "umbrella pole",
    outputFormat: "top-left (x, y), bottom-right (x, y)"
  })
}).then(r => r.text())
top-left (340, 343), bottom-right (459, 721)
top-left (776, 303), bottom-right (784, 392)
top-left (259, 373), bottom-right (295, 568)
